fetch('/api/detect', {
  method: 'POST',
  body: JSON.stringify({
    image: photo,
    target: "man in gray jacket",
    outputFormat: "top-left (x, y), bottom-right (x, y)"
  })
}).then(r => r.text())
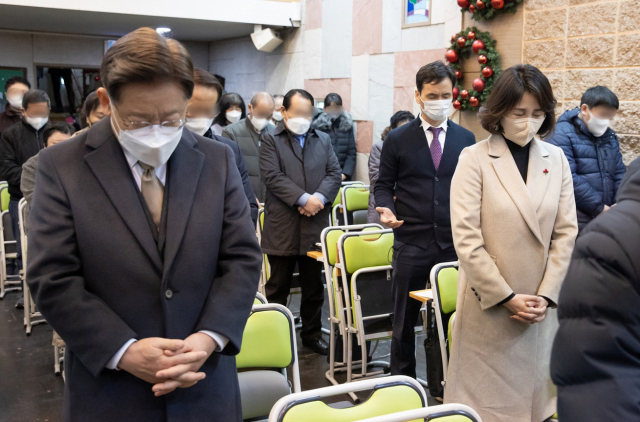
top-left (222, 92), bottom-right (275, 203)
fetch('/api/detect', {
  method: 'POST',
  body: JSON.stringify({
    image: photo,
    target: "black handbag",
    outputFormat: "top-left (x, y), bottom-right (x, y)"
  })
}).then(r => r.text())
top-left (424, 299), bottom-right (444, 399)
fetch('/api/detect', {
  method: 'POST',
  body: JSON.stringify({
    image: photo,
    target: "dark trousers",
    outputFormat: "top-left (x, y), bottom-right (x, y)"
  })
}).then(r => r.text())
top-left (390, 239), bottom-right (457, 378)
top-left (9, 199), bottom-right (22, 271)
top-left (266, 255), bottom-right (324, 342)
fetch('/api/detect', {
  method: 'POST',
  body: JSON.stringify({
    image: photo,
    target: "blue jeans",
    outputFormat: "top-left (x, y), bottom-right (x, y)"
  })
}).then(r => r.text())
top-left (9, 199), bottom-right (22, 271)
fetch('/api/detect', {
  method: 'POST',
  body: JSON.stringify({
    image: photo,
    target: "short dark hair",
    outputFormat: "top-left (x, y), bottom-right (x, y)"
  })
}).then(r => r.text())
top-left (5, 76), bottom-right (30, 92)
top-left (80, 91), bottom-right (101, 128)
top-left (581, 86), bottom-right (619, 110)
top-left (23, 90), bottom-right (50, 109)
top-left (324, 93), bottom-right (342, 107)
top-left (390, 110), bottom-right (415, 128)
top-left (193, 68), bottom-right (223, 101)
top-left (416, 61), bottom-right (457, 92)
top-left (43, 122), bottom-right (74, 146)
top-left (283, 89), bottom-right (314, 110)
top-left (101, 27), bottom-right (194, 103)
top-left (212, 92), bottom-right (246, 127)
top-left (479, 64), bottom-right (557, 138)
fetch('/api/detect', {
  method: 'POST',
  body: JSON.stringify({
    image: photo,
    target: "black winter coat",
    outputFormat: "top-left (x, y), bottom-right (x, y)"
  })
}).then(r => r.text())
top-left (0, 120), bottom-right (47, 200)
top-left (547, 108), bottom-right (626, 232)
top-left (312, 112), bottom-right (357, 179)
top-left (551, 157), bottom-right (640, 421)
top-left (259, 123), bottom-right (341, 256)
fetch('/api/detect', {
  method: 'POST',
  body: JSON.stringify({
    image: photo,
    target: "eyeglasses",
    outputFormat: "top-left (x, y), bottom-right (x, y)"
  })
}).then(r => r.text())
top-left (120, 119), bottom-right (185, 135)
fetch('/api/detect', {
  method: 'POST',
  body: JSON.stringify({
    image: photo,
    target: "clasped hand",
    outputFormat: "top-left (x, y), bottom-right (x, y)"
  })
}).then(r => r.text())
top-left (503, 294), bottom-right (548, 325)
top-left (298, 195), bottom-right (324, 217)
top-left (118, 333), bottom-right (217, 397)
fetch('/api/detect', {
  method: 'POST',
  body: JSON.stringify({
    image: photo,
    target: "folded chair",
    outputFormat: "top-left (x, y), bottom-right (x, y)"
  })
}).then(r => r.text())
top-left (321, 224), bottom-right (383, 397)
top-left (0, 208), bottom-right (20, 299)
top-left (429, 262), bottom-right (459, 391)
top-left (237, 303), bottom-right (300, 421)
top-left (353, 403), bottom-right (482, 422)
top-left (341, 185), bottom-right (370, 226)
top-left (19, 198), bottom-right (46, 335)
top-left (268, 375), bottom-right (427, 422)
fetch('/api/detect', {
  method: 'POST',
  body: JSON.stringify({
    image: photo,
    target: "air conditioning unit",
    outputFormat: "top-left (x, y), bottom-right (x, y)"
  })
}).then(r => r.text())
top-left (251, 27), bottom-right (283, 53)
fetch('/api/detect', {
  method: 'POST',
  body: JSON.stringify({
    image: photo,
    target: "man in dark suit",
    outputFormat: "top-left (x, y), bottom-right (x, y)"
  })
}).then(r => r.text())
top-left (375, 61), bottom-right (475, 379)
top-left (27, 28), bottom-right (262, 422)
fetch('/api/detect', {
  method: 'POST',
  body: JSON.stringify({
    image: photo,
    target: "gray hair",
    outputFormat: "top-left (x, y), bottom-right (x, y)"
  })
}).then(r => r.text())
top-left (250, 92), bottom-right (274, 107)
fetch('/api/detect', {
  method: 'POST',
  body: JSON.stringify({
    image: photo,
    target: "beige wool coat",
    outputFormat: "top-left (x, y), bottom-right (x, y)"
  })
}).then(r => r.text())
top-left (444, 134), bottom-right (578, 422)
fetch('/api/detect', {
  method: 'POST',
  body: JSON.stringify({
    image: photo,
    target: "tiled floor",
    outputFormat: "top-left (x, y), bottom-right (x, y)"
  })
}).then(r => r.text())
top-left (0, 290), bottom-right (435, 421)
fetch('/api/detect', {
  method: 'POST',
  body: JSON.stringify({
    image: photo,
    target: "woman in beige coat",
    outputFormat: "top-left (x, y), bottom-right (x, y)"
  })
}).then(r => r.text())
top-left (445, 64), bottom-right (578, 422)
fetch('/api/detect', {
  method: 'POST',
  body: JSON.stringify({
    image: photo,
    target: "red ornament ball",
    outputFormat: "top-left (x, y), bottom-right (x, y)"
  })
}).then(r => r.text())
top-left (469, 4), bottom-right (476, 12)
top-left (446, 49), bottom-right (459, 63)
top-left (457, 37), bottom-right (467, 48)
top-left (460, 90), bottom-right (469, 100)
top-left (453, 100), bottom-right (462, 110)
top-left (455, 70), bottom-right (463, 80)
top-left (453, 87), bottom-right (460, 98)
top-left (472, 39), bottom-right (485, 53)
top-left (478, 54), bottom-right (488, 65)
top-left (482, 67), bottom-right (493, 78)
top-left (491, 0), bottom-right (505, 8)
top-left (469, 97), bottom-right (480, 107)
top-left (473, 78), bottom-right (486, 91)
top-left (451, 35), bottom-right (455, 42)
top-left (457, 0), bottom-right (470, 7)
top-left (467, 31), bottom-right (476, 40)
top-left (476, 0), bottom-right (485, 9)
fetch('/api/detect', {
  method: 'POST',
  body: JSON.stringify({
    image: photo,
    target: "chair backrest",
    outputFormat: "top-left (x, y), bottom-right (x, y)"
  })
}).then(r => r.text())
top-left (236, 304), bottom-right (300, 392)
top-left (269, 376), bottom-right (427, 422)
top-left (342, 185), bottom-right (370, 212)
top-left (351, 403), bottom-right (483, 422)
top-left (435, 266), bottom-right (458, 315)
top-left (0, 185), bottom-right (9, 212)
top-left (254, 292), bottom-right (267, 305)
top-left (340, 230), bottom-right (394, 275)
top-left (18, 198), bottom-right (28, 264)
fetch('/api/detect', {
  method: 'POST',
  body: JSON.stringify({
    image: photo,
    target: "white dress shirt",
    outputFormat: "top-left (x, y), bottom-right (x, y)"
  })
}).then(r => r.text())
top-left (419, 114), bottom-right (448, 149)
top-left (106, 148), bottom-right (229, 370)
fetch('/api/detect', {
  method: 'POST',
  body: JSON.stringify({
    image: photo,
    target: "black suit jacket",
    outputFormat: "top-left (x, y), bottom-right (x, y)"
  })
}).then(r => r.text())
top-left (374, 118), bottom-right (475, 250)
top-left (27, 118), bottom-right (262, 422)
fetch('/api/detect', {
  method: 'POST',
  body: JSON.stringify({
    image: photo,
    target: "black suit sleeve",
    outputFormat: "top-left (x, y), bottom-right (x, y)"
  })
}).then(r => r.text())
top-left (0, 129), bottom-right (23, 188)
top-left (341, 130), bottom-right (357, 178)
top-left (194, 146), bottom-right (262, 355)
top-left (374, 130), bottom-right (398, 216)
top-left (316, 135), bottom-right (342, 204)
top-left (27, 149), bottom-right (138, 377)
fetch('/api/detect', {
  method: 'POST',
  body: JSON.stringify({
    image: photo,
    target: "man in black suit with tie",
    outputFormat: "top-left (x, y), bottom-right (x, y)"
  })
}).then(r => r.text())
top-left (27, 28), bottom-right (262, 422)
top-left (375, 61), bottom-right (475, 379)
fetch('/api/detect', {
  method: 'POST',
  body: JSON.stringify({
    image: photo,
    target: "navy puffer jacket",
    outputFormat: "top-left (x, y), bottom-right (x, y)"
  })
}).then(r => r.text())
top-left (547, 108), bottom-right (626, 231)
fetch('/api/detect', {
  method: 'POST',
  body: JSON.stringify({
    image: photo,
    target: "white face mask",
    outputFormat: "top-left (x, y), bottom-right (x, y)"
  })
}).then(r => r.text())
top-left (226, 110), bottom-right (242, 124)
top-left (110, 102), bottom-right (183, 168)
top-left (25, 116), bottom-right (48, 131)
top-left (250, 115), bottom-right (269, 132)
top-left (419, 98), bottom-right (452, 121)
top-left (272, 111), bottom-right (283, 122)
top-left (7, 94), bottom-right (23, 110)
top-left (584, 110), bottom-right (610, 138)
top-left (501, 116), bottom-right (546, 147)
top-left (285, 117), bottom-right (311, 136)
top-left (185, 117), bottom-right (214, 136)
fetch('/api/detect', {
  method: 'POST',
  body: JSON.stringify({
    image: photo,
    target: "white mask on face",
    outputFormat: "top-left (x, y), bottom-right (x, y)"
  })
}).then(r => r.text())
top-left (419, 98), bottom-right (452, 121)
top-left (7, 94), bottom-right (23, 110)
top-left (110, 102), bottom-right (183, 168)
top-left (584, 109), bottom-right (610, 138)
top-left (250, 115), bottom-right (269, 132)
top-left (501, 116), bottom-right (546, 147)
top-left (285, 117), bottom-right (311, 136)
top-left (226, 110), bottom-right (242, 124)
top-left (185, 117), bottom-right (214, 136)
top-left (272, 111), bottom-right (283, 122)
top-left (25, 116), bottom-right (48, 131)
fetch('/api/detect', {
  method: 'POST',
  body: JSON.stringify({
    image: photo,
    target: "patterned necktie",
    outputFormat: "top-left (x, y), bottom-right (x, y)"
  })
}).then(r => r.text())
top-left (428, 126), bottom-right (443, 171)
top-left (138, 162), bottom-right (164, 230)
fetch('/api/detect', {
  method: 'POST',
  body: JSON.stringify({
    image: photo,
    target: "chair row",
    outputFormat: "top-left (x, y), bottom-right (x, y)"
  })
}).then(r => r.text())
top-left (331, 181), bottom-right (370, 226)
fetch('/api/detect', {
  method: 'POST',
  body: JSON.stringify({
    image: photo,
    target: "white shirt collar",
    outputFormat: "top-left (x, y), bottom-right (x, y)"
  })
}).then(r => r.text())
top-left (419, 113), bottom-right (448, 133)
top-left (122, 147), bottom-right (139, 170)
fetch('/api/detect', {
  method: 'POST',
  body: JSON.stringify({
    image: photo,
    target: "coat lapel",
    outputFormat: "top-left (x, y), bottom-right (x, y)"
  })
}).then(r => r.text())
top-left (84, 119), bottom-right (163, 269)
top-left (488, 134), bottom-right (544, 245)
top-left (527, 139), bottom-right (552, 214)
top-left (162, 130), bottom-right (205, 283)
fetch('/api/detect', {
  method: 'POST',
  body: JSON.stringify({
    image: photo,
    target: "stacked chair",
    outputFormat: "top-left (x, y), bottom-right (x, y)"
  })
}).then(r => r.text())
top-left (331, 181), bottom-right (366, 226)
top-left (19, 198), bottom-right (46, 336)
top-left (340, 184), bottom-right (370, 226)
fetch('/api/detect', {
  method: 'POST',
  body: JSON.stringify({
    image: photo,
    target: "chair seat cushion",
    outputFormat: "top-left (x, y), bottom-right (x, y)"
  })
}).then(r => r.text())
top-left (238, 370), bottom-right (291, 420)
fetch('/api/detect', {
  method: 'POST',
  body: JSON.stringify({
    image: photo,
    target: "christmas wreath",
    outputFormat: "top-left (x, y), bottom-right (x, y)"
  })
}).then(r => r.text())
top-left (445, 27), bottom-right (500, 111)
top-left (457, 0), bottom-right (523, 22)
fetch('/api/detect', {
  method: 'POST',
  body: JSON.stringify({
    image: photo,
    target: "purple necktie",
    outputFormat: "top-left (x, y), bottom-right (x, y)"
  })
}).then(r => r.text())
top-left (429, 127), bottom-right (443, 171)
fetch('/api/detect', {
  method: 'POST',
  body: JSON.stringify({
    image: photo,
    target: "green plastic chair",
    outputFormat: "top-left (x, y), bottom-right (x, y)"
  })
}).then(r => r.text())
top-left (254, 292), bottom-right (267, 305)
top-left (0, 184), bottom-right (9, 212)
top-left (430, 262), bottom-right (460, 392)
top-left (342, 185), bottom-right (370, 225)
top-left (268, 375), bottom-right (427, 422)
top-left (237, 304), bottom-right (300, 420)
top-left (351, 402), bottom-right (482, 422)
top-left (331, 181), bottom-right (366, 226)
